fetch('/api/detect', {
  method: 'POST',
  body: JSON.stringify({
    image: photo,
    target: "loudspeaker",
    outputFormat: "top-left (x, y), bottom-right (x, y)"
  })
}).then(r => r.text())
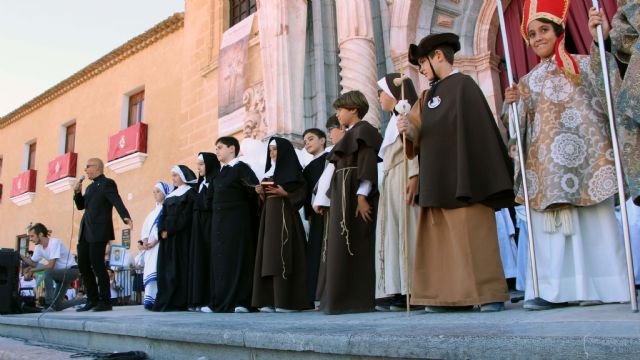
top-left (0, 248), bottom-right (20, 314)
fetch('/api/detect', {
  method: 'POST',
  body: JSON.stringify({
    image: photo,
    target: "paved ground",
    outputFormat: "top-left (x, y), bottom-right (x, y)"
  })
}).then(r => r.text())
top-left (1, 301), bottom-right (640, 359)
top-left (0, 336), bottom-right (92, 359)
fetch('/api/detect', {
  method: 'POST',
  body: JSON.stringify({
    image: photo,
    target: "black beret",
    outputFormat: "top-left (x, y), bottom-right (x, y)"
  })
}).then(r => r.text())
top-left (408, 33), bottom-right (460, 66)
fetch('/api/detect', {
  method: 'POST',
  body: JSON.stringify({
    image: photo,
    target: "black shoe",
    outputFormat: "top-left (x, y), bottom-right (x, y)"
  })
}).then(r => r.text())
top-left (389, 301), bottom-right (422, 312)
top-left (92, 302), bottom-right (113, 312)
top-left (480, 302), bottom-right (505, 312)
top-left (509, 290), bottom-right (525, 303)
top-left (523, 297), bottom-right (568, 311)
top-left (76, 302), bottom-right (97, 312)
top-left (424, 305), bottom-right (474, 313)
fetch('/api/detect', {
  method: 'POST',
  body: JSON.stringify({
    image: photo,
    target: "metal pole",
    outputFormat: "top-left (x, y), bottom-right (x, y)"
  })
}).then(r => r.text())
top-left (590, 0), bottom-right (638, 312)
top-left (403, 133), bottom-right (410, 314)
top-left (495, 0), bottom-right (540, 299)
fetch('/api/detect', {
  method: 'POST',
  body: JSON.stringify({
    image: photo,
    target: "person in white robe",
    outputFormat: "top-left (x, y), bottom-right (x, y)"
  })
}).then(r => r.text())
top-left (515, 205), bottom-right (529, 292)
top-left (616, 199), bottom-right (640, 288)
top-left (374, 74), bottom-right (420, 310)
top-left (141, 181), bottom-right (172, 310)
top-left (495, 208), bottom-right (518, 280)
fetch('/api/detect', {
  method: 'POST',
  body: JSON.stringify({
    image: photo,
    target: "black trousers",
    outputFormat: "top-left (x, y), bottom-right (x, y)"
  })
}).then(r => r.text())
top-left (77, 240), bottom-right (110, 304)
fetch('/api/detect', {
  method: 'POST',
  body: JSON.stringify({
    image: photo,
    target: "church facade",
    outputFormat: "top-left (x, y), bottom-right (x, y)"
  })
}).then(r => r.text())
top-left (0, 0), bottom-right (555, 251)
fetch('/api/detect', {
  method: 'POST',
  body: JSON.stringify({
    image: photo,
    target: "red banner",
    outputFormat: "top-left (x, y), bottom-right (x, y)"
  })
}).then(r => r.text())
top-left (46, 152), bottom-right (77, 183)
top-left (11, 169), bottom-right (37, 197)
top-left (107, 122), bottom-right (148, 162)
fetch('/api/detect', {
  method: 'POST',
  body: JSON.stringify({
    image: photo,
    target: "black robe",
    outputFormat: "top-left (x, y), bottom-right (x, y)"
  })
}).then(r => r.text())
top-left (302, 152), bottom-right (328, 302)
top-left (187, 184), bottom-right (213, 308)
top-left (153, 187), bottom-right (196, 312)
top-left (319, 121), bottom-right (382, 315)
top-left (210, 161), bottom-right (259, 312)
top-left (188, 152), bottom-right (220, 308)
top-left (413, 73), bottom-right (514, 209)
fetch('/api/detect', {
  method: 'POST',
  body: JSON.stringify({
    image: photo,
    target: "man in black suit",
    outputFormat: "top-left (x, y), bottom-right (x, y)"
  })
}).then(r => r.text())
top-left (73, 158), bottom-right (131, 312)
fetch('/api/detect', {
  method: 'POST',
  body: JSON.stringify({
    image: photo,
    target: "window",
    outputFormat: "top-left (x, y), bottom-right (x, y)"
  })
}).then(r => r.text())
top-left (229, 0), bottom-right (256, 27)
top-left (65, 123), bottom-right (76, 153)
top-left (27, 142), bottom-right (36, 170)
top-left (127, 90), bottom-right (145, 127)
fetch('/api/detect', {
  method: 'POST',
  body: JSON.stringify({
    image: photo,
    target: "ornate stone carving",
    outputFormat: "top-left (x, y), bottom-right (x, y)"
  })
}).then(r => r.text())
top-left (436, 14), bottom-right (454, 28)
top-left (242, 83), bottom-right (267, 140)
top-left (335, 0), bottom-right (381, 128)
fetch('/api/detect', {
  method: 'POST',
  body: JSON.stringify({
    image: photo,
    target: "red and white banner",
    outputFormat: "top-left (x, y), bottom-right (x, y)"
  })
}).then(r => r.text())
top-left (107, 122), bottom-right (148, 162)
top-left (11, 169), bottom-right (37, 197)
top-left (46, 152), bottom-right (77, 183)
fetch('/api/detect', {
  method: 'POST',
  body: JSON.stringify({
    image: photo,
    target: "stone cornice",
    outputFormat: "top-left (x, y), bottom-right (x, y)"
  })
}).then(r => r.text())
top-left (0, 12), bottom-right (184, 128)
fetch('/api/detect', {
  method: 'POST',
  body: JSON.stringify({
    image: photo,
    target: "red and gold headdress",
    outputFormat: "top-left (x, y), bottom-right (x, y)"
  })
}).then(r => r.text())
top-left (521, 0), bottom-right (580, 81)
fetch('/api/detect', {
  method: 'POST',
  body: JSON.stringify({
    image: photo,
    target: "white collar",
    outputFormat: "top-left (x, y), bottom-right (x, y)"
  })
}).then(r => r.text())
top-left (312, 149), bottom-right (327, 160)
top-left (198, 180), bottom-right (208, 192)
top-left (264, 162), bottom-right (276, 178)
top-left (222, 157), bottom-right (240, 167)
top-left (442, 69), bottom-right (460, 79)
top-left (166, 184), bottom-right (191, 198)
top-left (345, 121), bottom-right (359, 131)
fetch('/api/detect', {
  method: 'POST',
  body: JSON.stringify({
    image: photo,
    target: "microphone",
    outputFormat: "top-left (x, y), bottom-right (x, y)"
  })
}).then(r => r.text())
top-left (79, 175), bottom-right (85, 182)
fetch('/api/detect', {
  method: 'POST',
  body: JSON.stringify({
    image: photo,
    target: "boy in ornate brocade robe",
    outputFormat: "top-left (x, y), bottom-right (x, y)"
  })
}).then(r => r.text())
top-left (505, 1), bottom-right (630, 310)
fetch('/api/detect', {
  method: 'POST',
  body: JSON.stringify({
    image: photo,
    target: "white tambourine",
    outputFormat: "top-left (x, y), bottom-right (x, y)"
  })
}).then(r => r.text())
top-left (395, 99), bottom-right (412, 115)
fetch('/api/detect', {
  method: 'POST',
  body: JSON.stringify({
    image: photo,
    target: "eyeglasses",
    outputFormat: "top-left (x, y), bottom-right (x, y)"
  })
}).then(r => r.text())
top-left (85, 164), bottom-right (97, 169)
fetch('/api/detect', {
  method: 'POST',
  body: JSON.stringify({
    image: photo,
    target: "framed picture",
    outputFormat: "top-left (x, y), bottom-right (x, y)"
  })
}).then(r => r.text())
top-left (109, 245), bottom-right (127, 268)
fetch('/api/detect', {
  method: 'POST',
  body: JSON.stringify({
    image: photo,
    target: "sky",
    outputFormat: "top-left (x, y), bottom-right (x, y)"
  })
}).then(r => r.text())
top-left (0, 0), bottom-right (185, 116)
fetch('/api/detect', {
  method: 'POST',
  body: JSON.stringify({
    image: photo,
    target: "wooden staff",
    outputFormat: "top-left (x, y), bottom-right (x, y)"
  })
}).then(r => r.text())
top-left (393, 72), bottom-right (412, 314)
top-left (590, 0), bottom-right (637, 312)
top-left (495, 0), bottom-right (541, 299)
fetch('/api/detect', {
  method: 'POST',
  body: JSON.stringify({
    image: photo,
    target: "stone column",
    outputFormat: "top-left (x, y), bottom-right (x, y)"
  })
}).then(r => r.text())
top-left (335, 0), bottom-right (381, 128)
top-left (257, 0), bottom-right (308, 142)
top-left (388, 0), bottom-right (421, 87)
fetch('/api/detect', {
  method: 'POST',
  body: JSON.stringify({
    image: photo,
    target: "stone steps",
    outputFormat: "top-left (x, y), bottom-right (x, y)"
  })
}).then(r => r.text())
top-left (1, 303), bottom-right (639, 359)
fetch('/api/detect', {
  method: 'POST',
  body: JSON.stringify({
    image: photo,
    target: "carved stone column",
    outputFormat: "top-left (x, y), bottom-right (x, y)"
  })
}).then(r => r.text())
top-left (335, 0), bottom-right (381, 128)
top-left (257, 0), bottom-right (308, 141)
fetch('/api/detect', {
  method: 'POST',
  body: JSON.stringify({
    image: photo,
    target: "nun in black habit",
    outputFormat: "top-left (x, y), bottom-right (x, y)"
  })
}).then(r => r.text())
top-left (153, 165), bottom-right (197, 312)
top-left (188, 152), bottom-right (220, 312)
top-left (252, 137), bottom-right (313, 312)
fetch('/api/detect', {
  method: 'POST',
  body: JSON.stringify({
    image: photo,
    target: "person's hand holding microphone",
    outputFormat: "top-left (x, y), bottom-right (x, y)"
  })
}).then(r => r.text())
top-left (74, 175), bottom-right (85, 193)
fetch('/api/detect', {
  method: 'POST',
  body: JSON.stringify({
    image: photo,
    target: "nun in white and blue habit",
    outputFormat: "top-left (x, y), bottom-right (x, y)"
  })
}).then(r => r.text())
top-left (153, 165), bottom-right (198, 312)
top-left (142, 181), bottom-right (173, 310)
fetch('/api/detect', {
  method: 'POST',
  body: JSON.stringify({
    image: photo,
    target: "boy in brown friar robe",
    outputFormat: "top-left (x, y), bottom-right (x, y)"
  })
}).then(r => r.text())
top-left (398, 33), bottom-right (515, 312)
top-left (319, 91), bottom-right (382, 315)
